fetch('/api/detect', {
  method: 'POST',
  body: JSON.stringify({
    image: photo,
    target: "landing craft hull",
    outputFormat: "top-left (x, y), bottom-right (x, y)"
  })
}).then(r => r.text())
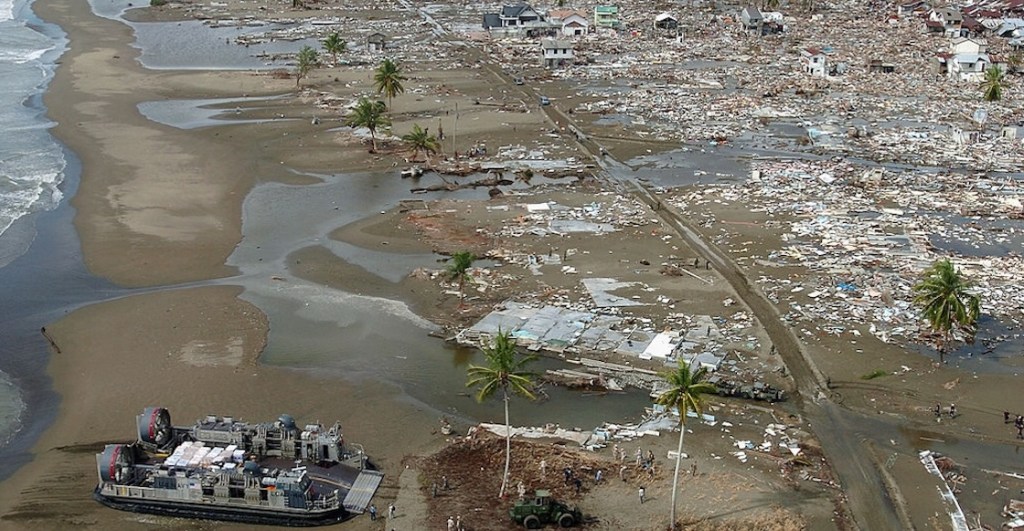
top-left (93, 488), bottom-right (348, 527)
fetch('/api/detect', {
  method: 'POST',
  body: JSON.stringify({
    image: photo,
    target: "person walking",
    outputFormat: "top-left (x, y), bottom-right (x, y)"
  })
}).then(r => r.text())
top-left (949, 404), bottom-right (957, 418)
top-left (388, 503), bottom-right (396, 519)
top-left (638, 486), bottom-right (646, 504)
top-left (934, 403), bottom-right (941, 420)
top-left (447, 515), bottom-right (455, 531)
top-left (595, 469), bottom-right (603, 483)
top-left (573, 477), bottom-right (582, 494)
top-left (539, 459), bottom-right (547, 477)
top-left (619, 464), bottom-right (627, 481)
top-left (368, 504), bottom-right (377, 521)
top-left (442, 475), bottom-right (449, 490)
top-left (635, 447), bottom-right (643, 466)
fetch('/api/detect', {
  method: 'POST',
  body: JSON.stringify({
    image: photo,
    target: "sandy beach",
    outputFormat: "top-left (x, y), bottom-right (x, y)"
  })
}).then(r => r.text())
top-left (3, 0), bottom-right (1023, 529)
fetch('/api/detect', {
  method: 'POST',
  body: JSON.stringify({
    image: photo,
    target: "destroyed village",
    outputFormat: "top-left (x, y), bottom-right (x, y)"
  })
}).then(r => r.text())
top-left (6, 0), bottom-right (1024, 529)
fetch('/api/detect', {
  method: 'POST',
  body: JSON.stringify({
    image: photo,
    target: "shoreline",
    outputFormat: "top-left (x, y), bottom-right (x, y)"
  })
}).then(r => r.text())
top-left (0, 0), bottom-right (446, 528)
top-left (6, 0), bottom-right (1023, 529)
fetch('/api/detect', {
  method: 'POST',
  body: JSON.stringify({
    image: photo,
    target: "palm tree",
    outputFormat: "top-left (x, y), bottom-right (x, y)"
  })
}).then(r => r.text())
top-left (982, 66), bottom-right (1006, 101)
top-left (446, 251), bottom-right (475, 306)
top-left (322, 33), bottom-right (346, 64)
top-left (373, 58), bottom-right (407, 110)
top-left (655, 361), bottom-right (716, 530)
top-left (466, 329), bottom-right (537, 499)
top-left (295, 45), bottom-right (319, 88)
top-left (346, 98), bottom-right (390, 152)
top-left (401, 124), bottom-right (441, 162)
top-left (913, 258), bottom-right (981, 363)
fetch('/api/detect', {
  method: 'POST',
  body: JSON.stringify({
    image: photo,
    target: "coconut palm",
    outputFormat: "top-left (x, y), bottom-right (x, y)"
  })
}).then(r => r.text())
top-left (982, 66), bottom-right (1006, 101)
top-left (401, 124), bottom-right (441, 162)
top-left (295, 45), bottom-right (319, 88)
top-left (466, 329), bottom-right (537, 499)
top-left (373, 58), bottom-right (407, 110)
top-left (346, 97), bottom-right (390, 152)
top-left (656, 361), bottom-right (716, 530)
top-left (322, 33), bottom-right (346, 64)
top-left (446, 251), bottom-right (476, 306)
top-left (913, 258), bottom-right (981, 363)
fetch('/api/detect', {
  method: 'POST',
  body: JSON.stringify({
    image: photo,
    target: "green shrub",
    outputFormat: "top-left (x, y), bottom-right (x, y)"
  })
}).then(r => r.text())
top-left (150, 0), bottom-right (167, 6)
top-left (860, 369), bottom-right (888, 380)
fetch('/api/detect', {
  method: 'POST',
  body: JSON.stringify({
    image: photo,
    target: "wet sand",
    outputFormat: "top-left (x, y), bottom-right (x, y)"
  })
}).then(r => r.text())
top-left (10, 0), bottom-right (1022, 528)
top-left (0, 1), bottom-right (623, 529)
top-left (0, 0), bottom-right (446, 528)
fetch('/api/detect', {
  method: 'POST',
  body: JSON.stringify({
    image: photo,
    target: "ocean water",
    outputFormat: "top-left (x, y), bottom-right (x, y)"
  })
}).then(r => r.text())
top-left (0, 0), bottom-right (67, 451)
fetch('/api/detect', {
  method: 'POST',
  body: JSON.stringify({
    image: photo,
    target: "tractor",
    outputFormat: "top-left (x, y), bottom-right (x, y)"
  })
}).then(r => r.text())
top-left (509, 489), bottom-right (582, 528)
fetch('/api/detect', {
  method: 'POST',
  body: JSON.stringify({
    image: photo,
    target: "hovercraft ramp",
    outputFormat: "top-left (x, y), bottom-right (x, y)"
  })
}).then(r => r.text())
top-left (343, 470), bottom-right (384, 513)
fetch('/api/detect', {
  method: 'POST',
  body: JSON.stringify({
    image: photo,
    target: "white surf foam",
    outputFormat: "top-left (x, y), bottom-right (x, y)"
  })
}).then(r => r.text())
top-left (0, 0), bottom-right (14, 23)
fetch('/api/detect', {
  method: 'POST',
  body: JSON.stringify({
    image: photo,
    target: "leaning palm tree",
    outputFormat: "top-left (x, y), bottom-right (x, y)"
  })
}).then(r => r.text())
top-left (982, 66), bottom-right (1006, 102)
top-left (295, 45), bottom-right (319, 88)
top-left (373, 58), bottom-right (407, 110)
top-left (446, 251), bottom-right (476, 306)
top-left (322, 33), bottom-right (346, 64)
top-left (466, 329), bottom-right (537, 499)
top-left (913, 258), bottom-right (981, 363)
top-left (401, 124), bottom-right (441, 162)
top-left (346, 98), bottom-right (390, 152)
top-left (656, 361), bottom-right (716, 530)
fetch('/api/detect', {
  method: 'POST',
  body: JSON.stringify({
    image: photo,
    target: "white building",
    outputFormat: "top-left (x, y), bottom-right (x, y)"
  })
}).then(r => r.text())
top-left (801, 47), bottom-right (828, 77)
top-left (548, 9), bottom-right (589, 37)
top-left (541, 39), bottom-right (573, 68)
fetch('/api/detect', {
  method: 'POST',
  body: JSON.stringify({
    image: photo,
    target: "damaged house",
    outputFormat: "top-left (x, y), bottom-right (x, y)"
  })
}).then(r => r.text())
top-left (801, 47), bottom-right (828, 77)
top-left (548, 9), bottom-right (589, 37)
top-left (937, 37), bottom-right (1004, 80)
top-left (483, 3), bottom-right (545, 30)
top-left (541, 39), bottom-right (573, 68)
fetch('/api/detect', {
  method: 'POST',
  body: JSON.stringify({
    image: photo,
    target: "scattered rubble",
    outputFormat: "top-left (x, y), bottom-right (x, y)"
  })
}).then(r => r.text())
top-left (669, 158), bottom-right (1024, 349)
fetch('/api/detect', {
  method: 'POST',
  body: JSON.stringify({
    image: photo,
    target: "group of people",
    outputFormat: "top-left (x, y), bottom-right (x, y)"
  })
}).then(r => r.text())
top-left (446, 515), bottom-right (464, 531)
top-left (933, 403), bottom-right (957, 420)
top-left (1005, 412), bottom-right (1024, 439)
top-left (366, 503), bottom-right (396, 522)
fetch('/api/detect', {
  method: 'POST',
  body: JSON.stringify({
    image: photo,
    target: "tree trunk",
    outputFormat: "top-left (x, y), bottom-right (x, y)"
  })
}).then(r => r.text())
top-left (670, 419), bottom-right (685, 529)
top-left (500, 388), bottom-right (511, 499)
top-left (369, 130), bottom-right (377, 153)
top-left (940, 330), bottom-right (949, 364)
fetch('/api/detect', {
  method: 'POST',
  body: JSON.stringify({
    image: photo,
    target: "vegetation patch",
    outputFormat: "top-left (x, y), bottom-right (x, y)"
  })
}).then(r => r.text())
top-left (860, 369), bottom-right (888, 380)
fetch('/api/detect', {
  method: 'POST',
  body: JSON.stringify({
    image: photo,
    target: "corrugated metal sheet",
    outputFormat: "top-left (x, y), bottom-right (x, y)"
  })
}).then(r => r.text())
top-left (342, 470), bottom-right (384, 513)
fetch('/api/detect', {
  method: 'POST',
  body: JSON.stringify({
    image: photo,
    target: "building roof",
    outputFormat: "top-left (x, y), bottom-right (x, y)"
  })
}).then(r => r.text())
top-left (954, 53), bottom-right (990, 64)
top-left (655, 13), bottom-right (678, 22)
top-left (802, 47), bottom-right (824, 56)
top-left (934, 7), bottom-right (963, 21)
top-left (501, 3), bottom-right (534, 19)
top-left (741, 6), bottom-right (762, 18)
top-left (541, 39), bottom-right (573, 49)
top-left (483, 13), bottom-right (500, 28)
top-left (548, 8), bottom-right (586, 20)
top-left (595, 5), bottom-right (618, 14)
top-left (925, 19), bottom-right (944, 27)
